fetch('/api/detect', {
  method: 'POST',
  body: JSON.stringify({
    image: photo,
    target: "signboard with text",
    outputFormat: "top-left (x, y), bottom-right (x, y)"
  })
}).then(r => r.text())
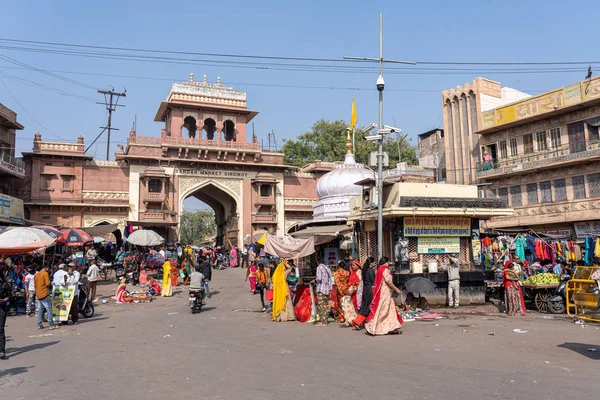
top-left (417, 237), bottom-right (460, 254)
top-left (574, 221), bottom-right (600, 238)
top-left (404, 217), bottom-right (471, 237)
top-left (0, 193), bottom-right (24, 224)
top-left (52, 286), bottom-right (76, 322)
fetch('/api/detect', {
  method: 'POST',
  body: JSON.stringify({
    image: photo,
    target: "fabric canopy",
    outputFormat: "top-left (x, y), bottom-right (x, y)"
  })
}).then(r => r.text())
top-left (585, 116), bottom-right (600, 128)
top-left (126, 229), bottom-right (165, 247)
top-left (264, 234), bottom-right (315, 259)
top-left (82, 223), bottom-right (119, 237)
top-left (0, 227), bottom-right (56, 255)
top-left (290, 224), bottom-right (352, 238)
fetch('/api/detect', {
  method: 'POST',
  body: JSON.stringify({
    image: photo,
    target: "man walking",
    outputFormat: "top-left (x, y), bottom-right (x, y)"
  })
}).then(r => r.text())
top-left (0, 269), bottom-right (11, 359)
top-left (240, 244), bottom-right (249, 269)
top-left (313, 260), bottom-right (333, 326)
top-left (447, 255), bottom-right (461, 309)
top-left (24, 267), bottom-right (37, 317)
top-left (200, 256), bottom-right (212, 298)
top-left (34, 264), bottom-right (56, 330)
top-left (86, 258), bottom-right (100, 302)
top-left (67, 262), bottom-right (80, 325)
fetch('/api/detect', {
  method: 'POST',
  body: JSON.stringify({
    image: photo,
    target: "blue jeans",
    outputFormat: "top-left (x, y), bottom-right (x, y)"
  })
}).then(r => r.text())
top-left (203, 281), bottom-right (210, 297)
top-left (37, 296), bottom-right (54, 327)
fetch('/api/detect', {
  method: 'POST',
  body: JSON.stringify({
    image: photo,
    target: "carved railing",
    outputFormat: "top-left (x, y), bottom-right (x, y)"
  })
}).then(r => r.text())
top-left (129, 135), bottom-right (260, 151)
top-left (82, 191), bottom-right (129, 203)
top-left (252, 214), bottom-right (276, 223)
top-left (39, 142), bottom-right (82, 152)
top-left (0, 152), bottom-right (25, 178)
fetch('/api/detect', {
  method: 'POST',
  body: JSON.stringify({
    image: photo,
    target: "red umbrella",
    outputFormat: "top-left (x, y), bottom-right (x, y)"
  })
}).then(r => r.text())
top-left (32, 225), bottom-right (62, 240)
top-left (60, 228), bottom-right (93, 247)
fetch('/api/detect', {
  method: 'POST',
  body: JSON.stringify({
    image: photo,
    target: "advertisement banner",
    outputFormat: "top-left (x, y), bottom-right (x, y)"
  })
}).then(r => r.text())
top-left (52, 286), bottom-right (75, 322)
top-left (574, 221), bottom-right (600, 238)
top-left (404, 217), bottom-right (471, 237)
top-left (417, 237), bottom-right (460, 254)
top-left (0, 193), bottom-right (24, 224)
top-left (324, 247), bottom-right (339, 266)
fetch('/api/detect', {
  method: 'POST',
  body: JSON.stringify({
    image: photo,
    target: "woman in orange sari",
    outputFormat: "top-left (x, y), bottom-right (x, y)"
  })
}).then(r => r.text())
top-left (365, 257), bottom-right (403, 336)
top-left (333, 261), bottom-right (350, 323)
top-left (348, 260), bottom-right (362, 310)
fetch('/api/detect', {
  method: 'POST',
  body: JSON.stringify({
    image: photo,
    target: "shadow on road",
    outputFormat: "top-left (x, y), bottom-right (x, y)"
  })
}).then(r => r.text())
top-left (0, 366), bottom-right (34, 377)
top-left (78, 316), bottom-right (109, 324)
top-left (6, 340), bottom-right (60, 358)
top-left (558, 342), bottom-right (600, 360)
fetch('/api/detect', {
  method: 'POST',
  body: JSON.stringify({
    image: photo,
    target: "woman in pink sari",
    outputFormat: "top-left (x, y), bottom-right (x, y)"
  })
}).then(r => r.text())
top-left (245, 261), bottom-right (258, 293)
top-left (230, 246), bottom-right (238, 268)
top-left (365, 257), bottom-right (403, 336)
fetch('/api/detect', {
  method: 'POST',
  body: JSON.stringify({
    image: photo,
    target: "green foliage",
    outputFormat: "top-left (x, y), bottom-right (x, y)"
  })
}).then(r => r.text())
top-left (282, 119), bottom-right (418, 167)
top-left (179, 210), bottom-right (217, 245)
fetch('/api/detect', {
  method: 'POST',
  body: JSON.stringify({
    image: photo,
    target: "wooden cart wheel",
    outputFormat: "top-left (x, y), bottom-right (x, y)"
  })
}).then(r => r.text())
top-left (535, 291), bottom-right (551, 313)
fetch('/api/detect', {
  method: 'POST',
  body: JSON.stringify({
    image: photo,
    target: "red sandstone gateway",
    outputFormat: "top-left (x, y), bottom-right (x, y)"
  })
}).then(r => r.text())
top-left (59, 228), bottom-right (93, 247)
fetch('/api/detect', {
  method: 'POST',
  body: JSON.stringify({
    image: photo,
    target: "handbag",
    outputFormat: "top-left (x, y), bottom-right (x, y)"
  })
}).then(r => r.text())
top-left (265, 289), bottom-right (274, 302)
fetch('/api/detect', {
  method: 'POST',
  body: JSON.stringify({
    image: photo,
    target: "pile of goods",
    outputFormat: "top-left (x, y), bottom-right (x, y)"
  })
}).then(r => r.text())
top-left (524, 273), bottom-right (560, 284)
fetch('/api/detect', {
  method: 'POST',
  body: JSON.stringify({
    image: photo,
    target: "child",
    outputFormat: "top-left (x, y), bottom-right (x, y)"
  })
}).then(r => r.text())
top-left (287, 268), bottom-right (299, 302)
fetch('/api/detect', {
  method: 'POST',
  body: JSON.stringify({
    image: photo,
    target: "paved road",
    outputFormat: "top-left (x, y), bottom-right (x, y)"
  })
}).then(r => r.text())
top-left (1, 268), bottom-right (599, 399)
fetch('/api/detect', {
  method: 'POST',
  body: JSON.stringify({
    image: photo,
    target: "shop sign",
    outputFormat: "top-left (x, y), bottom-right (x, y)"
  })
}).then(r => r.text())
top-left (574, 221), bottom-right (600, 238)
top-left (540, 229), bottom-right (571, 237)
top-left (417, 237), bottom-right (460, 254)
top-left (0, 193), bottom-right (24, 224)
top-left (324, 247), bottom-right (339, 266)
top-left (404, 217), bottom-right (471, 237)
top-left (175, 168), bottom-right (251, 178)
top-left (52, 286), bottom-right (76, 322)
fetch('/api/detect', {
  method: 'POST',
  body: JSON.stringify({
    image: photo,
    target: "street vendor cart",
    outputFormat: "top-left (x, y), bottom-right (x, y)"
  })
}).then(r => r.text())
top-left (522, 282), bottom-right (561, 313)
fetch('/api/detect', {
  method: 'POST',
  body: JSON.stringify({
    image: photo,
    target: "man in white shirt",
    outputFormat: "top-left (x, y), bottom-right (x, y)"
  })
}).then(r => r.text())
top-left (86, 247), bottom-right (97, 262)
top-left (53, 264), bottom-right (69, 287)
top-left (159, 246), bottom-right (166, 259)
top-left (24, 267), bottom-right (37, 317)
top-left (67, 262), bottom-right (80, 324)
top-left (241, 245), bottom-right (249, 269)
top-left (447, 255), bottom-right (461, 309)
top-left (86, 259), bottom-right (100, 302)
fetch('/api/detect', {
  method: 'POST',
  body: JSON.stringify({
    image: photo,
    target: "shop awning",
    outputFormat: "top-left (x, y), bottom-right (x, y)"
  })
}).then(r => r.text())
top-left (290, 224), bottom-right (352, 238)
top-left (81, 223), bottom-right (120, 236)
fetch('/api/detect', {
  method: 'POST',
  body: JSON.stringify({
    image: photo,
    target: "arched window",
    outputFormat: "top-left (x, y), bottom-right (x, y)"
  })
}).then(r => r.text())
top-left (224, 120), bottom-right (235, 141)
top-left (203, 118), bottom-right (216, 140)
top-left (183, 116), bottom-right (197, 138)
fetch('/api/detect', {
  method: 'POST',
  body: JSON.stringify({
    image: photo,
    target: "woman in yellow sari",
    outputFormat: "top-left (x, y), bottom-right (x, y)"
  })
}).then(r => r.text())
top-left (161, 260), bottom-right (173, 297)
top-left (271, 260), bottom-right (295, 322)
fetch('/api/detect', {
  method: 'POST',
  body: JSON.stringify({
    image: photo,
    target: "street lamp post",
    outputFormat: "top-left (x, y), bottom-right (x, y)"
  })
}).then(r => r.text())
top-left (344, 13), bottom-right (415, 260)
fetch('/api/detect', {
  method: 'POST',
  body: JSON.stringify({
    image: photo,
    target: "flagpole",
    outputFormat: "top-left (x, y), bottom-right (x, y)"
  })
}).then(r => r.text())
top-left (352, 127), bottom-right (355, 156)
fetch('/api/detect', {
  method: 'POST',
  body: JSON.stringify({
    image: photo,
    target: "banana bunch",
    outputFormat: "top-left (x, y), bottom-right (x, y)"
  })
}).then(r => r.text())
top-left (524, 273), bottom-right (560, 284)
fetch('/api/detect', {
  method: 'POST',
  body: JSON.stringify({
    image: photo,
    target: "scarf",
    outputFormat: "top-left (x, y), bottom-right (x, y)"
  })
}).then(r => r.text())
top-left (271, 263), bottom-right (289, 321)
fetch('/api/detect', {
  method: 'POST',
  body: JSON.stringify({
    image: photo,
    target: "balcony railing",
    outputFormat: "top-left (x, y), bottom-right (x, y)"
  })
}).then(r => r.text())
top-left (129, 135), bottom-right (260, 151)
top-left (476, 140), bottom-right (600, 178)
top-left (252, 214), bottom-right (276, 223)
top-left (139, 211), bottom-right (176, 223)
top-left (0, 152), bottom-right (25, 178)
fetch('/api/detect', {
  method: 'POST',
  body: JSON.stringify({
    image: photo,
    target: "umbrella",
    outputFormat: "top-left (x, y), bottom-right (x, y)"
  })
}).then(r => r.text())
top-left (252, 230), bottom-right (267, 245)
top-left (404, 277), bottom-right (437, 295)
top-left (32, 225), bottom-right (62, 240)
top-left (93, 236), bottom-right (105, 244)
top-left (60, 228), bottom-right (94, 247)
top-left (126, 229), bottom-right (165, 247)
top-left (0, 227), bottom-right (56, 255)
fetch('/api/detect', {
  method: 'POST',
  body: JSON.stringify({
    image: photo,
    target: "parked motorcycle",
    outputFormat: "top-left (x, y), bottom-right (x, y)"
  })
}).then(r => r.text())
top-left (115, 261), bottom-right (125, 282)
top-left (189, 286), bottom-right (206, 314)
top-left (214, 253), bottom-right (227, 270)
top-left (78, 276), bottom-right (95, 318)
top-left (548, 274), bottom-right (571, 314)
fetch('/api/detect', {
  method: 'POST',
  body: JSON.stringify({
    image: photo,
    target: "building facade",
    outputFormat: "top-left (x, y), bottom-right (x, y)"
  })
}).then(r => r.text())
top-left (15, 75), bottom-right (319, 245)
top-left (0, 103), bottom-right (25, 195)
top-left (417, 128), bottom-right (445, 182)
top-left (476, 75), bottom-right (600, 234)
top-left (442, 78), bottom-right (529, 185)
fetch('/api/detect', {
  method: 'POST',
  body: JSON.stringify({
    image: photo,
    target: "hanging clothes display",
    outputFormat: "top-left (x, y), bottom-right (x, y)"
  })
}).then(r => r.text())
top-left (514, 235), bottom-right (526, 261)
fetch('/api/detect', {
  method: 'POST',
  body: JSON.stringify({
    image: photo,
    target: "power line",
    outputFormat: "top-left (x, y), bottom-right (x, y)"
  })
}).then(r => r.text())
top-left (0, 37), bottom-right (598, 66)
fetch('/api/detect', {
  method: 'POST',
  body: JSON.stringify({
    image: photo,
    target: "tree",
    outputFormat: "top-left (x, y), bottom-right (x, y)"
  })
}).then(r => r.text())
top-left (179, 210), bottom-right (217, 245)
top-left (282, 119), bottom-right (418, 167)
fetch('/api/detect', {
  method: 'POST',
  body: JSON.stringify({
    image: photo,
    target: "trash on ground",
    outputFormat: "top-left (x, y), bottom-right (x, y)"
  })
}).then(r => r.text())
top-left (168, 312), bottom-right (178, 315)
top-left (102, 300), bottom-right (108, 304)
top-left (163, 334), bottom-right (171, 338)
top-left (512, 328), bottom-right (528, 334)
top-left (433, 348), bottom-right (441, 351)
top-left (587, 348), bottom-right (597, 352)
top-left (487, 332), bottom-right (496, 336)
top-left (544, 361), bottom-right (550, 364)
top-left (537, 316), bottom-right (554, 319)
top-left (462, 329), bottom-right (468, 333)
top-left (169, 324), bottom-right (176, 328)
top-left (28, 333), bottom-right (54, 338)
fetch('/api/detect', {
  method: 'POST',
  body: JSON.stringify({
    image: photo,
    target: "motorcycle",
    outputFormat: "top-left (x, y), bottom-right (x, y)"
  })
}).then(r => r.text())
top-left (96, 257), bottom-right (113, 281)
top-left (548, 274), bottom-right (571, 314)
top-left (214, 253), bottom-right (228, 270)
top-left (115, 261), bottom-right (125, 282)
top-left (78, 276), bottom-right (95, 318)
top-left (125, 264), bottom-right (139, 285)
top-left (189, 286), bottom-right (206, 314)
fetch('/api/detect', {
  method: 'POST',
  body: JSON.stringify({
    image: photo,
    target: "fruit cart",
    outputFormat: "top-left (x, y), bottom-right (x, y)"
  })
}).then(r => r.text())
top-left (522, 273), bottom-right (562, 313)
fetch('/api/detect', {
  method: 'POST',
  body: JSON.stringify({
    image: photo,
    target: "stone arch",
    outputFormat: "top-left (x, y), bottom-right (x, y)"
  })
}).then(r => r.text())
top-left (223, 119), bottom-right (235, 141)
top-left (183, 116), bottom-right (198, 138)
top-left (203, 118), bottom-right (217, 140)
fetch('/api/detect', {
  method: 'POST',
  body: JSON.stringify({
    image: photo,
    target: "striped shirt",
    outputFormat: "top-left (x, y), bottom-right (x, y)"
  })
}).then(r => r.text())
top-left (316, 264), bottom-right (333, 295)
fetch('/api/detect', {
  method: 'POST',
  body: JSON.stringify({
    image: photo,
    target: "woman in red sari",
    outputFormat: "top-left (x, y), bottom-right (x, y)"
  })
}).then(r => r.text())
top-left (503, 262), bottom-right (526, 316)
top-left (364, 257), bottom-right (403, 336)
top-left (348, 260), bottom-right (362, 310)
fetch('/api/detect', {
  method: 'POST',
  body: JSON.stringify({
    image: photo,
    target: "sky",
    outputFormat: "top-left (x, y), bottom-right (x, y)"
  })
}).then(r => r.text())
top-left (1, 0), bottom-right (599, 211)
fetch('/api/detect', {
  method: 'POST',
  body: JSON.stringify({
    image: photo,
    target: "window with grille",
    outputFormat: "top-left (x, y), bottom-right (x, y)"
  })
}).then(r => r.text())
top-left (587, 173), bottom-right (600, 198)
top-left (498, 187), bottom-right (508, 206)
top-left (499, 140), bottom-right (507, 159)
top-left (573, 175), bottom-right (586, 200)
top-left (509, 138), bottom-right (518, 157)
top-left (535, 131), bottom-right (548, 151)
top-left (527, 183), bottom-right (538, 205)
top-left (509, 186), bottom-right (522, 206)
top-left (589, 125), bottom-right (600, 143)
top-left (549, 127), bottom-right (561, 149)
top-left (540, 181), bottom-right (552, 203)
top-left (148, 179), bottom-right (162, 193)
top-left (523, 134), bottom-right (534, 154)
top-left (553, 179), bottom-right (566, 202)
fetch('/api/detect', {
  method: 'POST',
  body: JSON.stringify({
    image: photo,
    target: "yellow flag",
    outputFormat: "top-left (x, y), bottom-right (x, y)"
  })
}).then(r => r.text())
top-left (349, 98), bottom-right (357, 131)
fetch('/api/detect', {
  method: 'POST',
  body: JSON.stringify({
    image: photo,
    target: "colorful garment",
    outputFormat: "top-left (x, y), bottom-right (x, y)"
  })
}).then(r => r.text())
top-left (348, 265), bottom-right (362, 310)
top-left (271, 263), bottom-right (295, 322)
top-left (514, 236), bottom-right (526, 262)
top-left (316, 292), bottom-right (329, 323)
top-left (229, 246), bottom-right (238, 267)
top-left (316, 263), bottom-right (333, 296)
top-left (333, 267), bottom-right (350, 322)
top-left (503, 268), bottom-right (526, 316)
top-left (115, 281), bottom-right (130, 303)
top-left (294, 287), bottom-right (314, 323)
top-left (161, 261), bottom-right (173, 297)
top-left (365, 266), bottom-right (403, 335)
top-left (248, 265), bottom-right (257, 292)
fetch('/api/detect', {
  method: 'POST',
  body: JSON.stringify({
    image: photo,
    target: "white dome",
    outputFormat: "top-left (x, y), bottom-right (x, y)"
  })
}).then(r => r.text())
top-left (316, 154), bottom-right (373, 200)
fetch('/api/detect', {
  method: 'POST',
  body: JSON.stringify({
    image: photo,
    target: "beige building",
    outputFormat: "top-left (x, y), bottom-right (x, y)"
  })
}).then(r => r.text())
top-left (442, 78), bottom-right (529, 184)
top-left (476, 75), bottom-right (600, 234)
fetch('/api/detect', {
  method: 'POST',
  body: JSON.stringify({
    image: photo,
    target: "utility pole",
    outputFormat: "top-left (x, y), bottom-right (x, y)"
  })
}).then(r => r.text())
top-left (97, 88), bottom-right (126, 160)
top-left (344, 13), bottom-right (415, 261)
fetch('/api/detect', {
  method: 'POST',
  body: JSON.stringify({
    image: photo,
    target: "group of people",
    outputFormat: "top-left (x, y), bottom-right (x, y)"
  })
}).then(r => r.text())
top-left (259, 257), bottom-right (404, 336)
